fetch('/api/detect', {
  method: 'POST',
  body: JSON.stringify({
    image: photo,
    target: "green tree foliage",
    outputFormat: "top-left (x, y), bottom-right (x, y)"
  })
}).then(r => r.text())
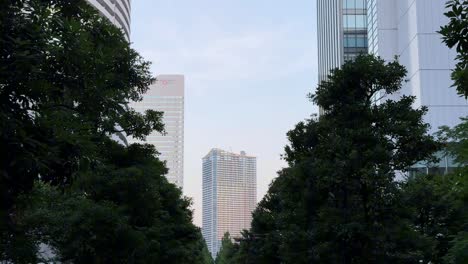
top-left (201, 239), bottom-right (215, 264)
top-left (439, 1), bottom-right (468, 260)
top-left (401, 173), bottom-right (466, 263)
top-left (236, 55), bottom-right (440, 263)
top-left (0, 0), bottom-right (161, 224)
top-left (401, 118), bottom-right (468, 264)
top-left (12, 140), bottom-right (208, 263)
top-left (440, 0), bottom-right (468, 97)
top-left (0, 0), bottom-right (208, 262)
top-left (441, 119), bottom-right (468, 264)
top-left (215, 232), bottom-right (238, 264)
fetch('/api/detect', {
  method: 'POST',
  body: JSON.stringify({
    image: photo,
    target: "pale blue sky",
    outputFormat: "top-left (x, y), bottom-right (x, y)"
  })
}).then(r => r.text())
top-left (131, 0), bottom-right (319, 226)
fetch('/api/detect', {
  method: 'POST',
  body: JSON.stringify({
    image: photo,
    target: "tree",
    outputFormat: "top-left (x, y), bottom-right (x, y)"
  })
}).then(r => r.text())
top-left (233, 165), bottom-right (315, 264)
top-left (237, 54), bottom-right (440, 263)
top-left (440, 0), bottom-right (468, 97)
top-left (0, 0), bottom-right (161, 230)
top-left (401, 173), bottom-right (466, 263)
top-left (439, 119), bottom-right (468, 264)
top-left (15, 140), bottom-right (208, 263)
top-left (201, 239), bottom-right (215, 264)
top-left (0, 0), bottom-right (210, 262)
top-left (215, 232), bottom-right (237, 264)
top-left (439, 2), bottom-right (468, 258)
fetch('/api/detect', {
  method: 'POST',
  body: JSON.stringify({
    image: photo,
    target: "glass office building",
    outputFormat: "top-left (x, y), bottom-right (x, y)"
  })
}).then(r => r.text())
top-left (317, 0), bottom-right (368, 83)
top-left (202, 149), bottom-right (257, 258)
top-left (128, 75), bottom-right (185, 188)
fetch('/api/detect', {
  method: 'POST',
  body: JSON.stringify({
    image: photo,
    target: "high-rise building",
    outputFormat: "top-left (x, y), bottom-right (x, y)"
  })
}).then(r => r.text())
top-left (317, 0), bottom-right (368, 84)
top-left (86, 0), bottom-right (131, 40)
top-left (128, 75), bottom-right (185, 189)
top-left (86, 0), bottom-right (132, 145)
top-left (202, 149), bottom-right (257, 258)
top-left (367, 0), bottom-right (468, 132)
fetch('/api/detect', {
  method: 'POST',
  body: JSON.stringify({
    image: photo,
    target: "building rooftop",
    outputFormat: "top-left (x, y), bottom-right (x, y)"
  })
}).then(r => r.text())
top-left (202, 148), bottom-right (256, 160)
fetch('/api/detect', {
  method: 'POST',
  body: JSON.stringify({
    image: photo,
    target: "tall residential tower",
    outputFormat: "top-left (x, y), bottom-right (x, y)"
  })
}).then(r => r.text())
top-left (202, 149), bottom-right (257, 258)
top-left (129, 75), bottom-right (185, 188)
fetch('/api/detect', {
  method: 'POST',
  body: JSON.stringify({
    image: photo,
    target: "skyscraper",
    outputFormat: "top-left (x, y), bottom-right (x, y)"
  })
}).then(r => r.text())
top-left (129, 75), bottom-right (185, 188)
top-left (202, 149), bottom-right (257, 258)
top-left (86, 0), bottom-right (131, 40)
top-left (317, 0), bottom-right (368, 84)
top-left (367, 0), bottom-right (468, 131)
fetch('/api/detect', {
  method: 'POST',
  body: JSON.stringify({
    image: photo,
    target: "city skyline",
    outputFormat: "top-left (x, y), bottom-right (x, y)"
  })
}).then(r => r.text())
top-left (130, 0), bottom-right (317, 226)
top-left (3, 0), bottom-right (467, 262)
top-left (130, 0), bottom-right (467, 228)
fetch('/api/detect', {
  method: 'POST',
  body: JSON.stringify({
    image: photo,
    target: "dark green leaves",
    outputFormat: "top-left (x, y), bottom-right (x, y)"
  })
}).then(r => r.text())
top-left (236, 54), bottom-right (440, 263)
top-left (0, 0), bottom-right (208, 262)
top-left (440, 0), bottom-right (468, 97)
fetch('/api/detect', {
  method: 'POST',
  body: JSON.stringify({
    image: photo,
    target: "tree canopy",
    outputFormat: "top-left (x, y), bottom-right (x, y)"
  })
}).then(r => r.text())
top-left (215, 232), bottom-right (238, 264)
top-left (440, 0), bottom-right (468, 97)
top-left (0, 0), bottom-right (209, 262)
top-left (235, 55), bottom-right (441, 263)
top-left (0, 0), bottom-right (161, 221)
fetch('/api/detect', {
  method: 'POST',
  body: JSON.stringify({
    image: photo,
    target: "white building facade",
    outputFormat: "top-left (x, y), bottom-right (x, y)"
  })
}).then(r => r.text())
top-left (86, 0), bottom-right (131, 40)
top-left (202, 149), bottom-right (257, 258)
top-left (128, 75), bottom-right (185, 189)
top-left (367, 0), bottom-right (468, 132)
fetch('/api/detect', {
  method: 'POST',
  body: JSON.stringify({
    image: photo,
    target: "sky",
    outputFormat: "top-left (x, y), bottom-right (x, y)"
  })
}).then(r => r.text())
top-left (131, 0), bottom-right (319, 227)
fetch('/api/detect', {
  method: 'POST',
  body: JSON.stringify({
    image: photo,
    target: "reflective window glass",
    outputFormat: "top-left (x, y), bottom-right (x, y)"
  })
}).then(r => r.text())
top-left (356, 0), bottom-right (365, 8)
top-left (344, 0), bottom-right (355, 9)
top-left (356, 15), bottom-right (366, 28)
top-left (356, 36), bottom-right (367, 47)
top-left (344, 15), bottom-right (356, 28)
top-left (344, 35), bottom-right (357, 47)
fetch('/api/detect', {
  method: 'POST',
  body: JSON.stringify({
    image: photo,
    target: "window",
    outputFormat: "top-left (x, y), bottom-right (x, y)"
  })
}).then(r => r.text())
top-left (344, 15), bottom-right (355, 28)
top-left (344, 15), bottom-right (366, 29)
top-left (356, 15), bottom-right (366, 28)
top-left (344, 0), bottom-right (366, 9)
top-left (344, 0), bottom-right (354, 9)
top-left (344, 35), bottom-right (356, 47)
top-left (356, 0), bottom-right (365, 8)
top-left (356, 35), bottom-right (367, 47)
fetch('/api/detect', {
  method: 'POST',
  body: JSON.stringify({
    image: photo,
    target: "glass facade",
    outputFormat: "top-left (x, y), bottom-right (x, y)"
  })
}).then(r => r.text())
top-left (408, 152), bottom-right (460, 178)
top-left (317, 0), bottom-right (368, 114)
top-left (317, 0), bottom-right (368, 81)
top-left (342, 0), bottom-right (368, 61)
